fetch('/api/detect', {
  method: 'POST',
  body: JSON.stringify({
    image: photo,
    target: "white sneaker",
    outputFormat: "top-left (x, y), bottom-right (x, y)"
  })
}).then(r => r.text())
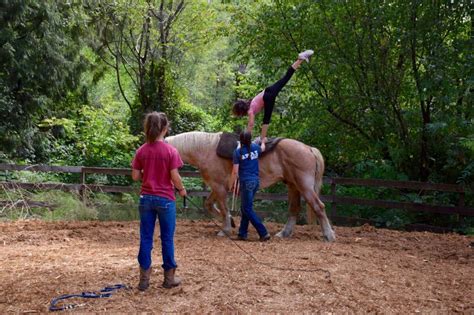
top-left (298, 49), bottom-right (314, 62)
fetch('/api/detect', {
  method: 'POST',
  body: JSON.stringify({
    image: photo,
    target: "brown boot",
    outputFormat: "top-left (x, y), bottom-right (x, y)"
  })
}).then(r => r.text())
top-left (138, 267), bottom-right (152, 291)
top-left (162, 268), bottom-right (181, 288)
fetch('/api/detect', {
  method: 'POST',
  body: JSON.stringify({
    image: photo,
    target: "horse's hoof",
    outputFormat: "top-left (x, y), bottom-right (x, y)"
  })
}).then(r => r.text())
top-left (275, 231), bottom-right (291, 238)
top-left (217, 230), bottom-right (230, 237)
top-left (323, 232), bottom-right (336, 242)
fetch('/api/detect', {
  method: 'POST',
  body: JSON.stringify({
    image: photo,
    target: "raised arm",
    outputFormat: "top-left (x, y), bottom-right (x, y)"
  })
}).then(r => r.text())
top-left (246, 112), bottom-right (255, 133)
top-left (260, 124), bottom-right (269, 143)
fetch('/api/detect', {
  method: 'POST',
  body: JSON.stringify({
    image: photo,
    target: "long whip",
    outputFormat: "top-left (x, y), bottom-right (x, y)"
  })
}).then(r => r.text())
top-left (231, 178), bottom-right (239, 215)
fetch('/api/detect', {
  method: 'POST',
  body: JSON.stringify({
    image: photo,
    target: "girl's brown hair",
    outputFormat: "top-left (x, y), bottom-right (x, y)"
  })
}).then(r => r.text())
top-left (144, 111), bottom-right (168, 143)
top-left (239, 130), bottom-right (252, 158)
top-left (232, 99), bottom-right (251, 116)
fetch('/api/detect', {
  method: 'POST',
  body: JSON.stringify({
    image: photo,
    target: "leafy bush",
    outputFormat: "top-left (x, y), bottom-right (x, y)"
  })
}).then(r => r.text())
top-left (0, 189), bottom-right (97, 221)
top-left (90, 192), bottom-right (139, 221)
top-left (37, 191), bottom-right (99, 221)
top-left (168, 101), bottom-right (217, 134)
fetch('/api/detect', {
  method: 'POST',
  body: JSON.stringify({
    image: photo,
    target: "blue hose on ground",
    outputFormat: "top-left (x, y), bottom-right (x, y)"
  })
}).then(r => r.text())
top-left (49, 284), bottom-right (129, 311)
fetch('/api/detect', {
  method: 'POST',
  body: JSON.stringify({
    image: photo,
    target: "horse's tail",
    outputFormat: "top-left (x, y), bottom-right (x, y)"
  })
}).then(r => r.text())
top-left (310, 146), bottom-right (325, 194)
top-left (307, 146), bottom-right (325, 225)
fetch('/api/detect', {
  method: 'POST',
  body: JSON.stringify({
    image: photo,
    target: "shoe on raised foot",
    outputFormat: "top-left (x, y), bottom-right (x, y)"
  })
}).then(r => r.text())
top-left (260, 234), bottom-right (271, 242)
top-left (298, 49), bottom-right (314, 62)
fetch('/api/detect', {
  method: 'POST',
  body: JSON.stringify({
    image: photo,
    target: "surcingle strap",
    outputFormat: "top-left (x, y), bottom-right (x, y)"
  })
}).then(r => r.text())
top-left (216, 132), bottom-right (239, 159)
top-left (216, 132), bottom-right (284, 160)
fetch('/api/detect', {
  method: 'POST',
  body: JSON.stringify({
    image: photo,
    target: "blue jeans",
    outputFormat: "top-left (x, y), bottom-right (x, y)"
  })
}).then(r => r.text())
top-left (138, 194), bottom-right (177, 271)
top-left (238, 180), bottom-right (268, 238)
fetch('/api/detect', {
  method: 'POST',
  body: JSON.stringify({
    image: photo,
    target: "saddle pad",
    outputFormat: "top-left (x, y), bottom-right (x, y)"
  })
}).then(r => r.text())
top-left (216, 132), bottom-right (284, 159)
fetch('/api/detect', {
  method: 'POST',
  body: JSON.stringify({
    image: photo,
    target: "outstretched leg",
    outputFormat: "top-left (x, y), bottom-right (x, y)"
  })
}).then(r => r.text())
top-left (263, 51), bottom-right (313, 107)
top-left (276, 184), bottom-right (301, 238)
top-left (260, 51), bottom-right (313, 141)
top-left (262, 67), bottom-right (296, 126)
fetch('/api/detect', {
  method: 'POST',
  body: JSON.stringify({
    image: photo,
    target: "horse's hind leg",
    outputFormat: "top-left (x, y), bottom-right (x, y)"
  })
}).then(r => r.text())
top-left (207, 186), bottom-right (233, 237)
top-left (204, 191), bottom-right (222, 217)
top-left (302, 190), bottom-right (336, 242)
top-left (216, 198), bottom-right (233, 236)
top-left (275, 184), bottom-right (301, 238)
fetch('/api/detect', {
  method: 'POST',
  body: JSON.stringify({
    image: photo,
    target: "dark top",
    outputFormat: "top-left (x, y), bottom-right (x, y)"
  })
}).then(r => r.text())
top-left (232, 143), bottom-right (262, 182)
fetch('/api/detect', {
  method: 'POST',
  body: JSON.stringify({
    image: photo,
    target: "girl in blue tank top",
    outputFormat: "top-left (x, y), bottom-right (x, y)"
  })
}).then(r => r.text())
top-left (229, 131), bottom-right (270, 241)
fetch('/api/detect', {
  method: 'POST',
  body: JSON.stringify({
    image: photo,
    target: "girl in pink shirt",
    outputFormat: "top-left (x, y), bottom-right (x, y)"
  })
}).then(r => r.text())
top-left (232, 50), bottom-right (314, 150)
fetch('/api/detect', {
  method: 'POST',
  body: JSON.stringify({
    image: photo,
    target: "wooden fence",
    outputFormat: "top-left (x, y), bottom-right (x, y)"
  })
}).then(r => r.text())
top-left (1, 163), bottom-right (473, 225)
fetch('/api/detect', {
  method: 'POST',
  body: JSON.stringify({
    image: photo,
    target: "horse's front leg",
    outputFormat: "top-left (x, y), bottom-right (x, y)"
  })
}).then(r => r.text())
top-left (275, 184), bottom-right (300, 238)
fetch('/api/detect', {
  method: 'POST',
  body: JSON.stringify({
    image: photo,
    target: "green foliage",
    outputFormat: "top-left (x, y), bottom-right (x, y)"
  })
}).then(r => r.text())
top-left (76, 105), bottom-right (138, 167)
top-left (168, 101), bottom-right (216, 134)
top-left (1, 0), bottom-right (472, 232)
top-left (87, 0), bottom-right (228, 135)
top-left (3, 169), bottom-right (60, 183)
top-left (39, 104), bottom-right (139, 169)
top-left (90, 192), bottom-right (139, 221)
top-left (37, 191), bottom-right (99, 221)
top-left (0, 0), bottom-right (89, 161)
top-left (0, 189), bottom-right (98, 221)
top-left (231, 0), bottom-right (473, 184)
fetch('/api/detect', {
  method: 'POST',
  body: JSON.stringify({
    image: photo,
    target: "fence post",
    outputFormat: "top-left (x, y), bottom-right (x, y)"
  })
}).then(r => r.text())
top-left (330, 179), bottom-right (337, 219)
top-left (457, 189), bottom-right (465, 223)
top-left (80, 168), bottom-right (86, 203)
top-left (459, 191), bottom-right (465, 208)
top-left (202, 182), bottom-right (207, 211)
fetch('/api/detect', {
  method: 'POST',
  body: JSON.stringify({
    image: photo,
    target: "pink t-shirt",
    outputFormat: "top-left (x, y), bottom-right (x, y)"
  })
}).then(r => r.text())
top-left (131, 141), bottom-right (183, 200)
top-left (248, 90), bottom-right (265, 115)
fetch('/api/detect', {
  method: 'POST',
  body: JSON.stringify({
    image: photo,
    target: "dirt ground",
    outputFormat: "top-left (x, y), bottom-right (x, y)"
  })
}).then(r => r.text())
top-left (0, 219), bottom-right (472, 313)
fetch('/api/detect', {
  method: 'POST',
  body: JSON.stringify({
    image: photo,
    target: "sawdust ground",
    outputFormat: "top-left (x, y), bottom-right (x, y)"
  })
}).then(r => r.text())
top-left (0, 219), bottom-right (472, 313)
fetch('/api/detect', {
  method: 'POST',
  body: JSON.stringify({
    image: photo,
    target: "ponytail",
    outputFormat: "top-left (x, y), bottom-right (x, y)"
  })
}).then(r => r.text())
top-left (239, 130), bottom-right (252, 160)
top-left (144, 112), bottom-right (169, 143)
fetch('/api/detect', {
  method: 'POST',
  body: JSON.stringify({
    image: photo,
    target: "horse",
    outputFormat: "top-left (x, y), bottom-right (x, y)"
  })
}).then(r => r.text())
top-left (166, 131), bottom-right (336, 242)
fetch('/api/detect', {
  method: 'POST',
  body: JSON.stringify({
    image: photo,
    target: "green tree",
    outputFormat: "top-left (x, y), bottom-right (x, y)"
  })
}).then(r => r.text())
top-left (0, 0), bottom-right (88, 161)
top-left (231, 0), bottom-right (473, 183)
top-left (87, 0), bottom-right (219, 134)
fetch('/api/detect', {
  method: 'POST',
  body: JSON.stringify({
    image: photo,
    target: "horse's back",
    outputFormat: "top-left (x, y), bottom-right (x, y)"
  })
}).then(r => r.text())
top-left (258, 139), bottom-right (322, 188)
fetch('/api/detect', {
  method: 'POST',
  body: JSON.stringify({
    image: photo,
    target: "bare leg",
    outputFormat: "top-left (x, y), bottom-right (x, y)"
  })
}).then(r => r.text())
top-left (276, 185), bottom-right (301, 238)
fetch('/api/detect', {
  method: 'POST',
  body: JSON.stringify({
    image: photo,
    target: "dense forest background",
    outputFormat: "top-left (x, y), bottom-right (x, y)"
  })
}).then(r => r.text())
top-left (0, 1), bottom-right (473, 229)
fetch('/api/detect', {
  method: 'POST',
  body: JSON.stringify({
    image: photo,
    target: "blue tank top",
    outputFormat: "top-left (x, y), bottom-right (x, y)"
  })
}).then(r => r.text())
top-left (232, 143), bottom-right (262, 182)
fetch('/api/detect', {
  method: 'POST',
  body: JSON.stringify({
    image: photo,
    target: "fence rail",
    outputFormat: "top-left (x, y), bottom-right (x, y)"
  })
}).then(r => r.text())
top-left (1, 163), bottom-right (473, 219)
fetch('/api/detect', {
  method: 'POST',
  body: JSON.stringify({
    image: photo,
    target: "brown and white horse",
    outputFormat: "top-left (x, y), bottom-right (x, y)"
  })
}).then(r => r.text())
top-left (166, 131), bottom-right (335, 241)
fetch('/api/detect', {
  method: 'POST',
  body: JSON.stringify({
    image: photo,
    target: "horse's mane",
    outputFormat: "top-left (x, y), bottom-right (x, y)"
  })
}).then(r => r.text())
top-left (166, 131), bottom-right (222, 154)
